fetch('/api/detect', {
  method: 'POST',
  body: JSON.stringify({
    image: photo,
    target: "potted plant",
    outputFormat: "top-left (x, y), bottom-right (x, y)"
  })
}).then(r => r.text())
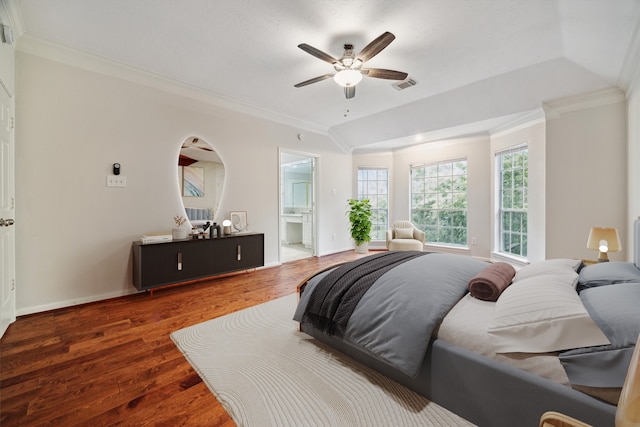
top-left (347, 198), bottom-right (372, 254)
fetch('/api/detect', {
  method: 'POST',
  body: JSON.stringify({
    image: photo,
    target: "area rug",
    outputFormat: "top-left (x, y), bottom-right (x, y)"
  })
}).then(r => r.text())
top-left (171, 294), bottom-right (474, 427)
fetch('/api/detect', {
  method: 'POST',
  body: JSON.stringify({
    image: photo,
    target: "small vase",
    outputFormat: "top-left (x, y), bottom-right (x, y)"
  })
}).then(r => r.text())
top-left (172, 227), bottom-right (189, 240)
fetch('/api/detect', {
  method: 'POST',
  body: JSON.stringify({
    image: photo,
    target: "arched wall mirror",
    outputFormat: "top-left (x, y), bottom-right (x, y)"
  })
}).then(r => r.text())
top-left (178, 136), bottom-right (225, 228)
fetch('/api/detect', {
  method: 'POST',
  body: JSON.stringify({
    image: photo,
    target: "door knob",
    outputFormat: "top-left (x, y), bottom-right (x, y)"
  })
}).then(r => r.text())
top-left (0, 218), bottom-right (15, 227)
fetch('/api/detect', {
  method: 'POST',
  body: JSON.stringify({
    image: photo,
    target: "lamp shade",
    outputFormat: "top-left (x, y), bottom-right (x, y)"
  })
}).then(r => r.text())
top-left (587, 227), bottom-right (621, 252)
top-left (333, 69), bottom-right (363, 87)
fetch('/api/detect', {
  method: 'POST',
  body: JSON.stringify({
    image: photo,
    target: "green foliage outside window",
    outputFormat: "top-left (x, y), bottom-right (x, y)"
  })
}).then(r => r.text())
top-left (357, 168), bottom-right (389, 241)
top-left (411, 159), bottom-right (468, 246)
top-left (498, 148), bottom-right (528, 257)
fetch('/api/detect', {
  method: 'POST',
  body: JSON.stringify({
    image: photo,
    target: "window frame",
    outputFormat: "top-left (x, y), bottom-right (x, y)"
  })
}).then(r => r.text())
top-left (357, 167), bottom-right (389, 241)
top-left (410, 158), bottom-right (468, 247)
top-left (495, 144), bottom-right (528, 259)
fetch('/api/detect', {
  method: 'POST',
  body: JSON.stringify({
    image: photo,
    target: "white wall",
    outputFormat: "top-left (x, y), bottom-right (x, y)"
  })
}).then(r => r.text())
top-left (545, 100), bottom-right (628, 261)
top-left (15, 52), bottom-right (353, 314)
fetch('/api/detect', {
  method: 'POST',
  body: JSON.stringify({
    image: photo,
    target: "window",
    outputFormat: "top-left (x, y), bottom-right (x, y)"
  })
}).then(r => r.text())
top-left (410, 159), bottom-right (468, 246)
top-left (496, 146), bottom-right (528, 257)
top-left (357, 168), bottom-right (389, 241)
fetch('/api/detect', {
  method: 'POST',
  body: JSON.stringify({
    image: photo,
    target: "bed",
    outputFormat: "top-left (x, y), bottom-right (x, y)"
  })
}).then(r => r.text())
top-left (293, 222), bottom-right (640, 427)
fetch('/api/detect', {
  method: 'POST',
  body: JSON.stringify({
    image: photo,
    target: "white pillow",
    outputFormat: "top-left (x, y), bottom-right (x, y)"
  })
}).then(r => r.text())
top-left (395, 227), bottom-right (414, 239)
top-left (513, 259), bottom-right (582, 283)
top-left (488, 273), bottom-right (610, 353)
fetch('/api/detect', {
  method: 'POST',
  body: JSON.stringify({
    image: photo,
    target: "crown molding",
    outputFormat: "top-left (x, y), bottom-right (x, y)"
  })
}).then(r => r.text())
top-left (542, 87), bottom-right (626, 119)
top-left (326, 129), bottom-right (352, 154)
top-left (15, 33), bottom-right (330, 137)
top-left (489, 108), bottom-right (546, 138)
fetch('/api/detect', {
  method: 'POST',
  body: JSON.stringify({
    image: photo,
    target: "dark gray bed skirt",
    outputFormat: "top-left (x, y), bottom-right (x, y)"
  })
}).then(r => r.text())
top-left (301, 323), bottom-right (616, 427)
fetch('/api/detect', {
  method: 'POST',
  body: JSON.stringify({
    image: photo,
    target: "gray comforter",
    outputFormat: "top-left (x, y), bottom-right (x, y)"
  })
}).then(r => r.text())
top-left (294, 252), bottom-right (489, 377)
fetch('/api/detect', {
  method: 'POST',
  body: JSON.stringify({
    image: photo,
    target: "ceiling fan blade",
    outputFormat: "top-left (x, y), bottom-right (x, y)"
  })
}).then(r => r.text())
top-left (182, 142), bottom-right (213, 151)
top-left (294, 74), bottom-right (334, 88)
top-left (344, 86), bottom-right (356, 99)
top-left (298, 43), bottom-right (338, 64)
top-left (362, 68), bottom-right (408, 81)
top-left (356, 32), bottom-right (395, 62)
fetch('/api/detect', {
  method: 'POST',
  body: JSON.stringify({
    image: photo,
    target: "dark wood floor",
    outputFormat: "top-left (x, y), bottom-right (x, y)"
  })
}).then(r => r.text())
top-left (0, 251), bottom-right (362, 426)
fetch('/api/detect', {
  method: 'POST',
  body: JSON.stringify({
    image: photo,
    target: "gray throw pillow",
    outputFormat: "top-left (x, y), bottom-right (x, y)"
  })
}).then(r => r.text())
top-left (578, 262), bottom-right (640, 291)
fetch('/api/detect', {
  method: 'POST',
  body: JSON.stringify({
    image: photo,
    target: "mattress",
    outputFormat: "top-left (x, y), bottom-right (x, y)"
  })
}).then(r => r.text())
top-left (437, 293), bottom-right (620, 404)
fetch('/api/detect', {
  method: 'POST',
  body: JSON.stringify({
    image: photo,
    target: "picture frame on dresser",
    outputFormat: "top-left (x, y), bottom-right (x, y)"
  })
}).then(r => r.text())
top-left (230, 211), bottom-right (248, 232)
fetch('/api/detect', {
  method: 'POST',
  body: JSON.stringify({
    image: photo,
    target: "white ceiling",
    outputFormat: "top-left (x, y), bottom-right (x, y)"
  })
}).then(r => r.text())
top-left (6, 0), bottom-right (640, 151)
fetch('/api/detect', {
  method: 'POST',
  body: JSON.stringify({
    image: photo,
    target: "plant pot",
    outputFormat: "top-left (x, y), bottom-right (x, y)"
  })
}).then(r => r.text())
top-left (172, 227), bottom-right (189, 240)
top-left (355, 242), bottom-right (369, 254)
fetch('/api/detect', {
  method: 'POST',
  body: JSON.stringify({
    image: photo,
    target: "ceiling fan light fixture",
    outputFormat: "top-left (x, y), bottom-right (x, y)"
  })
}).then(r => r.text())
top-left (333, 69), bottom-right (363, 87)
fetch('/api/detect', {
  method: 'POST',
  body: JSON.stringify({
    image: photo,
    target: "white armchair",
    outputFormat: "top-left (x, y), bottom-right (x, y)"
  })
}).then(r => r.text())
top-left (386, 220), bottom-right (425, 251)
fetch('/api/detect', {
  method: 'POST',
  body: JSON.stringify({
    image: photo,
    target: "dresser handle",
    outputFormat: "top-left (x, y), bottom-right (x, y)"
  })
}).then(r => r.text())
top-left (237, 245), bottom-right (241, 261)
top-left (177, 252), bottom-right (182, 271)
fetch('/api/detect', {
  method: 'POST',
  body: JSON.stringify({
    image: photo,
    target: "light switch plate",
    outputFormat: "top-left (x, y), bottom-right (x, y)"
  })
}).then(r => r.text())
top-left (106, 175), bottom-right (127, 187)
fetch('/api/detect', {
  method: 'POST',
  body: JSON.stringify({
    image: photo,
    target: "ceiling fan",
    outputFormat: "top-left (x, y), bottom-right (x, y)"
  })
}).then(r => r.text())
top-left (181, 137), bottom-right (213, 152)
top-left (294, 31), bottom-right (408, 99)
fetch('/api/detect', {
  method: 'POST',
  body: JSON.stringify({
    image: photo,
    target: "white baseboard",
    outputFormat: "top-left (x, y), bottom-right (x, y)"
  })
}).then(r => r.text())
top-left (316, 246), bottom-right (355, 257)
top-left (17, 288), bottom-right (140, 317)
top-left (261, 261), bottom-right (281, 269)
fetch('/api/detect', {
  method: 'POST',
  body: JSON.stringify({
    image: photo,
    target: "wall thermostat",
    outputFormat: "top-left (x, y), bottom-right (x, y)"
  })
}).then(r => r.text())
top-left (113, 163), bottom-right (121, 175)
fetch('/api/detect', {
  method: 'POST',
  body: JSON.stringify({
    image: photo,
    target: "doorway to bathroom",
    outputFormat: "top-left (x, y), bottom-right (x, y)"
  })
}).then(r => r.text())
top-left (279, 150), bottom-right (317, 263)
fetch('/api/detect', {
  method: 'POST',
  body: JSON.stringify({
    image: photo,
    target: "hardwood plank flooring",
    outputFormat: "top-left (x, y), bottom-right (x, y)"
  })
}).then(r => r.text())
top-left (0, 250), bottom-right (363, 426)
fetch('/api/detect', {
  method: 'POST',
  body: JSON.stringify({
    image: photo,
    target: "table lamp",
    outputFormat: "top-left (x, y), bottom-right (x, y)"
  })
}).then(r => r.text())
top-left (587, 227), bottom-right (621, 262)
top-left (222, 219), bottom-right (232, 235)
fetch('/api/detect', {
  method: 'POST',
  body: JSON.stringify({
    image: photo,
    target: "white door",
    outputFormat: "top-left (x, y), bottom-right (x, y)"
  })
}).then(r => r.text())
top-left (305, 158), bottom-right (316, 250)
top-left (0, 80), bottom-right (16, 337)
